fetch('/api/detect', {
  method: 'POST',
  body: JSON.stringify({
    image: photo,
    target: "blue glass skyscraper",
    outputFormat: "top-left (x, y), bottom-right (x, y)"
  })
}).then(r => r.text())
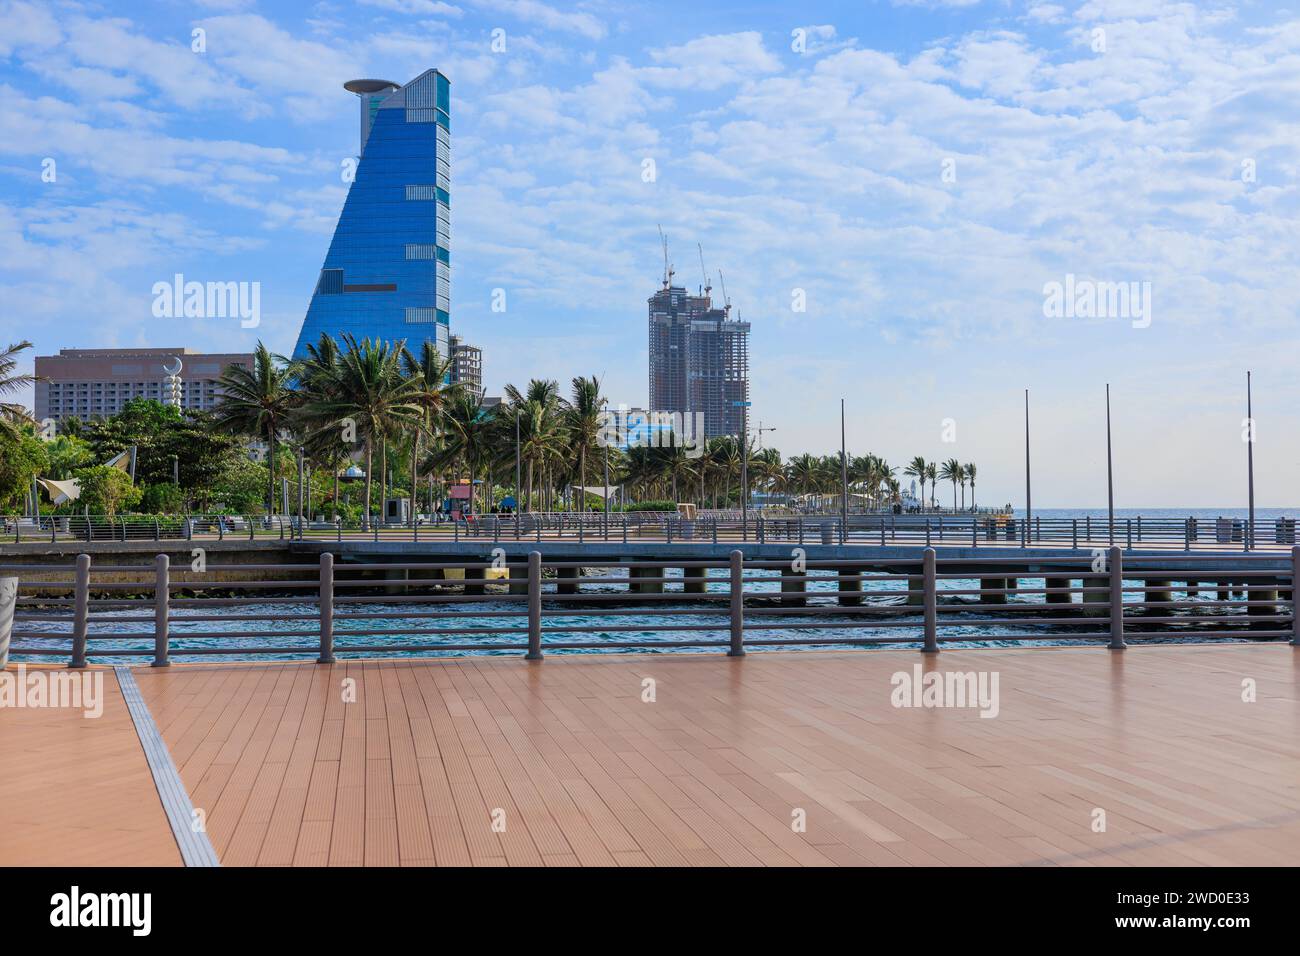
top-left (292, 70), bottom-right (451, 360)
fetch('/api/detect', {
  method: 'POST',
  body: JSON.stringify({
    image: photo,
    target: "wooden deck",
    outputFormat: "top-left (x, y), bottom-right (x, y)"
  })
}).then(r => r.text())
top-left (0, 666), bottom-right (181, 866)
top-left (3, 645), bottom-right (1298, 866)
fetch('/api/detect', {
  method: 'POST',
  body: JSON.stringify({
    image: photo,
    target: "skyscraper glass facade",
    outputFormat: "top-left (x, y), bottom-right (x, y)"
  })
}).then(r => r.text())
top-left (292, 70), bottom-right (451, 360)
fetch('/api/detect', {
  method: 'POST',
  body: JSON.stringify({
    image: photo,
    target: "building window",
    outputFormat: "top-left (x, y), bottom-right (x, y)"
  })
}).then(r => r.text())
top-left (316, 269), bottom-right (344, 294)
top-left (405, 308), bottom-right (435, 323)
top-left (405, 185), bottom-right (436, 201)
top-left (405, 244), bottom-right (436, 260)
top-left (406, 108), bottom-right (435, 123)
top-left (343, 283), bottom-right (397, 293)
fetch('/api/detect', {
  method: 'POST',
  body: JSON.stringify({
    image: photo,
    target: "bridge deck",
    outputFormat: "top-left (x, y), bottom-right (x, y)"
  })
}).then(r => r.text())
top-left (3, 645), bottom-right (1297, 866)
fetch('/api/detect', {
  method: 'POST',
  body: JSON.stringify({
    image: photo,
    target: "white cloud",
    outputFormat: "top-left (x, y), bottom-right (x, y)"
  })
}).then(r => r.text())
top-left (471, 0), bottom-right (605, 41)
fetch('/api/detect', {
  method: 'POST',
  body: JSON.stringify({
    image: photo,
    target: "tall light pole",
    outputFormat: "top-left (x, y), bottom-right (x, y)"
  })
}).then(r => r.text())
top-left (1105, 384), bottom-right (1114, 546)
top-left (1246, 370), bottom-right (1255, 550)
top-left (740, 402), bottom-right (748, 539)
top-left (840, 398), bottom-right (849, 542)
top-left (514, 407), bottom-right (521, 513)
top-left (1023, 389), bottom-right (1032, 545)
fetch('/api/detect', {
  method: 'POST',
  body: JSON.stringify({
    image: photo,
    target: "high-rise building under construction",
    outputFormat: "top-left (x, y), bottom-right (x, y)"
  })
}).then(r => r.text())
top-left (647, 265), bottom-right (750, 440)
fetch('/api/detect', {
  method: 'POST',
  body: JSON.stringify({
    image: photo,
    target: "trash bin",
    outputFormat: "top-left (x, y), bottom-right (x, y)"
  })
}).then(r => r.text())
top-left (0, 576), bottom-right (17, 668)
top-left (680, 520), bottom-right (695, 540)
top-left (1275, 518), bottom-right (1295, 544)
top-left (820, 521), bottom-right (834, 545)
top-left (1215, 517), bottom-right (1232, 544)
top-left (1005, 519), bottom-right (1017, 541)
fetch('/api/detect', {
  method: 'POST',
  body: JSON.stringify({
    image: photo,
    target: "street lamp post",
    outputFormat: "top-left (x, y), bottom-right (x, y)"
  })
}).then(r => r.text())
top-left (514, 407), bottom-right (521, 513)
top-left (1024, 389), bottom-right (1032, 545)
top-left (1106, 384), bottom-right (1114, 546)
top-left (1246, 370), bottom-right (1255, 550)
top-left (840, 398), bottom-right (849, 544)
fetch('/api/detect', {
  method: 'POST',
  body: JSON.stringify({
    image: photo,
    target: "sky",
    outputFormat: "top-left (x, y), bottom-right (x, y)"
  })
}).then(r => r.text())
top-left (1, 0), bottom-right (1298, 508)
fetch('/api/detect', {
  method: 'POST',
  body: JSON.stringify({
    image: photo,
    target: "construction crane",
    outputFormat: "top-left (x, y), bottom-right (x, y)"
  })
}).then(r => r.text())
top-left (657, 225), bottom-right (674, 291)
top-left (697, 243), bottom-right (712, 298)
top-left (717, 268), bottom-right (732, 317)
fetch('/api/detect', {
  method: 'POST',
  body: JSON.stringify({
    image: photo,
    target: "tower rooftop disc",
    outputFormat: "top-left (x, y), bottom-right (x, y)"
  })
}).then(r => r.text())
top-left (344, 79), bottom-right (400, 94)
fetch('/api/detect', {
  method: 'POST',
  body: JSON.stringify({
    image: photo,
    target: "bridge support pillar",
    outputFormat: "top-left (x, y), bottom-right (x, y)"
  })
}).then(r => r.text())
top-left (838, 568), bottom-right (864, 607)
top-left (1216, 580), bottom-right (1231, 602)
top-left (780, 569), bottom-right (807, 606)
top-left (1083, 579), bottom-right (1109, 616)
top-left (508, 567), bottom-right (528, 596)
top-left (384, 567), bottom-right (409, 595)
top-left (463, 565), bottom-right (485, 596)
top-left (557, 566), bottom-right (579, 595)
top-left (1185, 579), bottom-right (1200, 598)
top-left (683, 566), bottom-right (708, 594)
top-left (630, 566), bottom-right (664, 594)
top-left (979, 578), bottom-right (1006, 604)
top-left (1248, 583), bottom-right (1279, 620)
top-left (908, 575), bottom-right (925, 606)
top-left (1045, 577), bottom-right (1072, 604)
top-left (1145, 579), bottom-right (1173, 603)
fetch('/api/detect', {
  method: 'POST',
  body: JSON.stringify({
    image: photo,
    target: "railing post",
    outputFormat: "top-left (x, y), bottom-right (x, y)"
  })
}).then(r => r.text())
top-left (972, 518), bottom-right (978, 549)
top-left (922, 548), bottom-right (938, 654)
top-left (154, 518), bottom-right (159, 542)
top-left (1126, 519), bottom-right (1132, 550)
top-left (1108, 545), bottom-right (1125, 650)
top-left (925, 518), bottom-right (931, 548)
top-left (70, 553), bottom-right (90, 669)
top-left (152, 553), bottom-right (169, 667)
top-left (728, 550), bottom-right (745, 657)
top-left (1184, 519), bottom-right (1190, 552)
top-left (318, 552), bottom-right (335, 664)
top-left (336, 518), bottom-right (342, 543)
top-left (1292, 546), bottom-right (1299, 646)
top-left (1072, 519), bottom-right (1078, 550)
top-left (526, 550), bottom-right (543, 660)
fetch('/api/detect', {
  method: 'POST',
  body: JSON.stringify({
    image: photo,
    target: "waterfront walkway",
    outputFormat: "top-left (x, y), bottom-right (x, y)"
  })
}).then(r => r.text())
top-left (3, 646), bottom-right (1297, 866)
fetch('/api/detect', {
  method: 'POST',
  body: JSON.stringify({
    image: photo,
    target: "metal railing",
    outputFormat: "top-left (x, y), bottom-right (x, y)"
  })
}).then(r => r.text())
top-left (5, 512), bottom-right (1294, 552)
top-left (6, 546), bottom-right (1296, 665)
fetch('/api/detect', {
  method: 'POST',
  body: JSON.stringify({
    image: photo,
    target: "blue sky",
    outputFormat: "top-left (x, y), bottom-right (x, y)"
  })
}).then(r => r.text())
top-left (1, 0), bottom-right (1298, 507)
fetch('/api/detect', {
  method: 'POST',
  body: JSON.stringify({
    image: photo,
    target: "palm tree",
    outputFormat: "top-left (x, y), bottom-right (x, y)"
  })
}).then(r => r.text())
top-left (964, 462), bottom-right (977, 511)
top-left (925, 461), bottom-right (938, 512)
top-left (0, 340), bottom-right (37, 440)
top-left (438, 389), bottom-right (498, 513)
top-left (404, 341), bottom-right (460, 523)
top-left (565, 375), bottom-right (605, 511)
top-left (904, 456), bottom-right (928, 512)
top-left (939, 458), bottom-right (962, 513)
top-left (212, 342), bottom-right (296, 514)
top-left (298, 335), bottom-right (423, 528)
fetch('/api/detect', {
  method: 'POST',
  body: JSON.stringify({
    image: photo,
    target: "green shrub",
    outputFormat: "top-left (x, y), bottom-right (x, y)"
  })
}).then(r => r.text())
top-left (140, 483), bottom-right (186, 514)
top-left (72, 465), bottom-right (142, 516)
top-left (615, 500), bottom-right (678, 512)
